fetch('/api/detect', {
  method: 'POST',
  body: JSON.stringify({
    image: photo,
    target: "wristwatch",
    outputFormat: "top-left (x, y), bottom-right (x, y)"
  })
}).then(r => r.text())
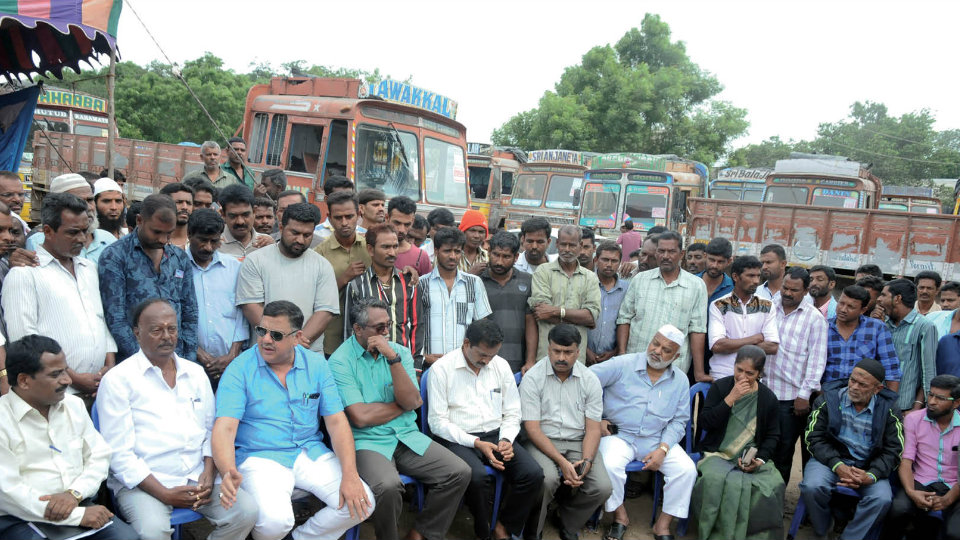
top-left (386, 354), bottom-right (402, 365)
top-left (0, 369), bottom-right (6, 379)
top-left (66, 489), bottom-right (82, 503)
top-left (658, 443), bottom-right (670, 453)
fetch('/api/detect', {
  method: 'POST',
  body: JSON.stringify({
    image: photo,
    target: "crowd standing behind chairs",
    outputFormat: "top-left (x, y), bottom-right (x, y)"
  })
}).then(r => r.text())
top-left (0, 160), bottom-right (959, 540)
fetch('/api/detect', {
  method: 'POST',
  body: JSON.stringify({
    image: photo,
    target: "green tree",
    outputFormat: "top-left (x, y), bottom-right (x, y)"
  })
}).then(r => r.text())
top-left (724, 136), bottom-right (813, 168)
top-left (492, 14), bottom-right (748, 164)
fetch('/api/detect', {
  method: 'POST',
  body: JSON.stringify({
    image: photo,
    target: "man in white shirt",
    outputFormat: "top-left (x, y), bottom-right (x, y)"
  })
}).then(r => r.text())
top-left (0, 335), bottom-right (137, 539)
top-left (514, 217), bottom-right (557, 275)
top-left (96, 299), bottom-right (257, 540)
top-left (708, 255), bottom-right (779, 379)
top-left (427, 319), bottom-right (543, 540)
top-left (3, 193), bottom-right (116, 404)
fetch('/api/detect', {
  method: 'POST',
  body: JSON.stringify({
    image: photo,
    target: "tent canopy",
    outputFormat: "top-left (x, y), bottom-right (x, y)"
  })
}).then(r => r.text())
top-left (0, 0), bottom-right (121, 81)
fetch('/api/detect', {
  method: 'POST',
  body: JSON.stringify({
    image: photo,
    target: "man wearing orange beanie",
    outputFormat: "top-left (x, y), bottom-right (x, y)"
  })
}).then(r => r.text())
top-left (458, 210), bottom-right (489, 275)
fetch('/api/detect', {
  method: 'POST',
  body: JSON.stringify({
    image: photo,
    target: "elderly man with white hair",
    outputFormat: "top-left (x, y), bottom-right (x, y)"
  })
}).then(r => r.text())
top-left (591, 324), bottom-right (696, 540)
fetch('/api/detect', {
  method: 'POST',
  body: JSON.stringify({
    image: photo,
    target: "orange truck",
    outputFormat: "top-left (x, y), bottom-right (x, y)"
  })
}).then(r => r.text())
top-left (467, 143), bottom-right (524, 229)
top-left (501, 149), bottom-right (590, 229)
top-left (686, 154), bottom-right (960, 279)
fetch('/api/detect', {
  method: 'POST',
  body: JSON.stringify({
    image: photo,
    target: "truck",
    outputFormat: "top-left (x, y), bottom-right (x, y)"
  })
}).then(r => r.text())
top-left (709, 167), bottom-right (771, 202)
top-left (686, 154), bottom-right (960, 279)
top-left (879, 185), bottom-right (942, 214)
top-left (501, 149), bottom-right (590, 229)
top-left (467, 143), bottom-right (524, 229)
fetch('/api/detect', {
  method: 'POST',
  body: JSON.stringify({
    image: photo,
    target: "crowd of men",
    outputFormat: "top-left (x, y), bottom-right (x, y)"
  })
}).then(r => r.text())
top-left (0, 139), bottom-right (957, 540)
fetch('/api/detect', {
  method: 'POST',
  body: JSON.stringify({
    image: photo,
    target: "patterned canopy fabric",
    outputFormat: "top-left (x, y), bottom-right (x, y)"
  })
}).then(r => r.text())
top-left (0, 0), bottom-right (122, 81)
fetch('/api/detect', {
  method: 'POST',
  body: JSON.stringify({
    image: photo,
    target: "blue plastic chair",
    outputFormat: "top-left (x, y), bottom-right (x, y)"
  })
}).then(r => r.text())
top-left (789, 485), bottom-right (884, 540)
top-left (345, 473), bottom-right (421, 540)
top-left (419, 368), bottom-right (504, 532)
top-left (91, 402), bottom-right (204, 540)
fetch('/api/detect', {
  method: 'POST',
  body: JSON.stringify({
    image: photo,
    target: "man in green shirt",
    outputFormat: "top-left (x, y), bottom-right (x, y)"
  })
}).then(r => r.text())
top-left (182, 141), bottom-right (231, 187)
top-left (217, 137), bottom-right (256, 190)
top-left (329, 298), bottom-right (469, 540)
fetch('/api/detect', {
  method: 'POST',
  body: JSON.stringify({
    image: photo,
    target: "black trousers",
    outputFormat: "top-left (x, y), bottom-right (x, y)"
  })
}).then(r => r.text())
top-left (441, 430), bottom-right (544, 537)
top-left (773, 399), bottom-right (811, 484)
top-left (880, 481), bottom-right (960, 540)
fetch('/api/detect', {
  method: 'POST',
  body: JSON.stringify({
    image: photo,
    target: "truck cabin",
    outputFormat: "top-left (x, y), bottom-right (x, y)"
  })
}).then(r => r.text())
top-left (879, 185), bottom-right (941, 214)
top-left (762, 174), bottom-right (880, 209)
top-left (241, 77), bottom-right (470, 219)
top-left (578, 169), bottom-right (697, 235)
top-left (502, 149), bottom-right (587, 229)
top-left (709, 167), bottom-right (772, 201)
top-left (467, 144), bottom-right (523, 229)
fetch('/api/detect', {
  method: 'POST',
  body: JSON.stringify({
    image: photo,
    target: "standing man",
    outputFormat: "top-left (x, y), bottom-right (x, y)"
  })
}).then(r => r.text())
top-left (422, 208), bottom-right (456, 260)
top-left (271, 190), bottom-right (324, 249)
top-left (407, 215), bottom-right (429, 248)
top-left (213, 301), bottom-right (374, 540)
top-left (98, 194), bottom-right (198, 362)
top-left (587, 241), bottom-right (629, 366)
top-left (218, 185), bottom-right (269, 260)
top-left (94, 177), bottom-right (126, 239)
top-left (423, 227), bottom-right (492, 365)
top-left (809, 265), bottom-right (838, 319)
top-left (458, 209), bottom-right (489, 274)
top-left (824, 285), bottom-right (901, 391)
top-left (187, 209), bottom-right (249, 383)
top-left (801, 359), bottom-right (902, 540)
top-left (767, 268), bottom-right (828, 483)
top-left (158, 183), bottom-right (195, 250)
top-left (636, 235), bottom-right (659, 273)
top-left (615, 219), bottom-right (643, 264)
top-left (329, 298), bottom-right (470, 540)
top-left (217, 137), bottom-right (255, 190)
top-left (578, 227), bottom-right (597, 272)
top-left (698, 237), bottom-right (734, 304)
top-left (915, 271), bottom-right (943, 316)
top-left (684, 242), bottom-right (706, 274)
top-left (617, 231), bottom-right (708, 379)
top-left (0, 171), bottom-right (28, 235)
top-left (182, 141), bottom-right (229, 186)
top-left (236, 203), bottom-right (338, 354)
top-left (255, 169), bottom-right (286, 201)
top-left (481, 231), bottom-right (537, 374)
top-left (529, 225), bottom-right (600, 365)
top-left (252, 197), bottom-right (276, 235)
top-left (315, 192), bottom-right (370, 356)
top-left (857, 276), bottom-right (885, 319)
top-left (877, 279), bottom-right (938, 412)
top-left (757, 243), bottom-right (787, 303)
top-left (427, 320), bottom-right (544, 540)
top-left (707, 255), bottom-right (779, 380)
top-left (0, 336), bottom-right (138, 540)
top-left (593, 326), bottom-right (696, 540)
top-left (182, 177), bottom-right (217, 210)
top-left (938, 281), bottom-right (960, 311)
top-left (343, 223), bottom-right (426, 370)
top-left (388, 196), bottom-right (432, 277)
top-left (520, 324), bottom-right (612, 540)
top-left (96, 299), bottom-right (257, 540)
top-left (314, 176), bottom-right (355, 241)
top-left (356, 188), bottom-right (387, 234)
top-left (514, 217), bottom-right (556, 274)
top-left (26, 173), bottom-right (116, 263)
top-left (3, 193), bottom-right (116, 404)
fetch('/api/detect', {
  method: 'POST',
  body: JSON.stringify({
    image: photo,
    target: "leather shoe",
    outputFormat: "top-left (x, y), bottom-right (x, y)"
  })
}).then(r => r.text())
top-left (653, 535), bottom-right (675, 540)
top-left (557, 528), bottom-right (578, 540)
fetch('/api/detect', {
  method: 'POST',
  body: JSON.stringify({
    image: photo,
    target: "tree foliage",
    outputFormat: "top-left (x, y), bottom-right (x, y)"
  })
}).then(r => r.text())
top-left (491, 14), bottom-right (748, 165)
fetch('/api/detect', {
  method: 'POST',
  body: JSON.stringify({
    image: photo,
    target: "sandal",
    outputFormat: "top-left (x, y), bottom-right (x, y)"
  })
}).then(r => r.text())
top-left (604, 522), bottom-right (628, 540)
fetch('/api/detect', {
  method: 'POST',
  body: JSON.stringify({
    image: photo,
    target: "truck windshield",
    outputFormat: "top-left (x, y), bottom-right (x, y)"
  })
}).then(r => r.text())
top-left (911, 204), bottom-right (940, 214)
top-left (544, 175), bottom-right (582, 209)
top-left (625, 186), bottom-right (669, 219)
top-left (764, 186), bottom-right (808, 205)
top-left (511, 174), bottom-right (546, 206)
top-left (879, 202), bottom-right (908, 211)
top-left (580, 183), bottom-right (620, 219)
top-left (711, 187), bottom-right (741, 200)
top-left (469, 166), bottom-right (491, 200)
top-left (355, 124), bottom-right (420, 201)
top-left (743, 189), bottom-right (763, 202)
top-left (811, 187), bottom-right (859, 209)
top-left (424, 137), bottom-right (468, 207)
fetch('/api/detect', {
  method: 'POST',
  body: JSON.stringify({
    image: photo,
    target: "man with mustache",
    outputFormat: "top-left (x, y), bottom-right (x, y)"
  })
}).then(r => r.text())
top-left (93, 177), bottom-right (126, 239)
top-left (98, 194), bottom-right (198, 362)
top-left (26, 174), bottom-right (116, 264)
top-left (252, 198), bottom-right (276, 236)
top-left (182, 177), bottom-right (217, 211)
top-left (587, 242), bottom-right (629, 366)
top-left (159, 183), bottom-right (195, 250)
top-left (458, 209), bottom-right (489, 275)
top-left (389, 196), bottom-right (432, 277)
top-left (809, 265), bottom-right (838, 319)
top-left (187, 209), bottom-right (249, 383)
top-left (0, 335), bottom-right (138, 540)
top-left (520, 324), bottom-right (610, 540)
top-left (514, 217), bottom-right (555, 275)
top-left (2, 193), bottom-right (116, 407)
top-left (96, 299), bottom-right (257, 540)
top-left (316, 192), bottom-right (371, 356)
top-left (877, 279), bottom-right (938, 413)
top-left (356, 189), bottom-right (386, 235)
top-left (879, 374), bottom-right (960, 540)
top-left (707, 255), bottom-right (779, 380)
top-left (481, 231), bottom-right (537, 374)
top-left (237, 203), bottom-right (338, 354)
top-left (182, 141), bottom-right (230, 187)
top-left (0, 170), bottom-right (29, 235)
top-left (592, 325), bottom-right (697, 540)
top-left (823, 285), bottom-right (901, 392)
top-left (0, 202), bottom-right (22, 389)
top-left (801, 358), bottom-right (902, 540)
top-left (217, 185), bottom-right (270, 260)
top-left (314, 176), bottom-right (355, 241)
top-left (757, 244), bottom-right (787, 303)
top-left (578, 228), bottom-right (596, 272)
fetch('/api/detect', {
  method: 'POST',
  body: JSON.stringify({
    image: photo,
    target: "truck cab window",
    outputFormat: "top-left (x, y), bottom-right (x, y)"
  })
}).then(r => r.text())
top-left (287, 124), bottom-right (324, 174)
top-left (266, 114), bottom-right (287, 167)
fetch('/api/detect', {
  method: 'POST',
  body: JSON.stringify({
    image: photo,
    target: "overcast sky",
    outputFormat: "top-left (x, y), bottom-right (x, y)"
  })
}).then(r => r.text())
top-left (115, 0), bottom-right (960, 153)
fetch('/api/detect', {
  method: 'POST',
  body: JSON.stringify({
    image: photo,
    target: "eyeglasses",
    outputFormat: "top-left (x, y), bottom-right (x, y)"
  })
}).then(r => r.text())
top-left (255, 325), bottom-right (298, 342)
top-left (927, 391), bottom-right (956, 402)
top-left (363, 321), bottom-right (392, 334)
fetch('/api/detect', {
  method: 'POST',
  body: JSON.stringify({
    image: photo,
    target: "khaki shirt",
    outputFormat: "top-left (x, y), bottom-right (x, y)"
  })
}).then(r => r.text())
top-left (519, 357), bottom-right (603, 442)
top-left (220, 228), bottom-right (270, 260)
top-left (528, 260), bottom-right (601, 363)
top-left (315, 234), bottom-right (371, 355)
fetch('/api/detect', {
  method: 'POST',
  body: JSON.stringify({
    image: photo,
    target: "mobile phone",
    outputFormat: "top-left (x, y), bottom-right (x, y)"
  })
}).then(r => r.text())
top-left (575, 461), bottom-right (587, 476)
top-left (608, 423), bottom-right (619, 435)
top-left (741, 447), bottom-right (758, 463)
top-left (493, 450), bottom-right (504, 461)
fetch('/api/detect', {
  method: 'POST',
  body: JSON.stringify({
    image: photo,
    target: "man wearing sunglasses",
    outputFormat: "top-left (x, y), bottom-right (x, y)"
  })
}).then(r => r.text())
top-left (880, 374), bottom-right (960, 540)
top-left (212, 300), bottom-right (373, 540)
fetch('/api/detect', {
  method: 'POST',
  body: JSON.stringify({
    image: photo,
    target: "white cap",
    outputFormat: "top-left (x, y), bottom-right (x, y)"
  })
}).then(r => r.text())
top-left (94, 177), bottom-right (123, 197)
top-left (49, 173), bottom-right (90, 194)
top-left (656, 324), bottom-right (685, 346)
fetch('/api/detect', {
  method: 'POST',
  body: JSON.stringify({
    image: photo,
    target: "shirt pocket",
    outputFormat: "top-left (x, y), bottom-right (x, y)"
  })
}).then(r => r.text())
top-left (456, 302), bottom-right (468, 325)
top-left (290, 395), bottom-right (321, 430)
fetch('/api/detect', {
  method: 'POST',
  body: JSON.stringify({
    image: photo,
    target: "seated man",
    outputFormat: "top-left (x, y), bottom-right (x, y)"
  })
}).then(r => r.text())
top-left (592, 325), bottom-right (696, 540)
top-left (800, 358), bottom-right (902, 540)
top-left (880, 374), bottom-right (960, 540)
top-left (427, 319), bottom-right (544, 540)
top-left (520, 324), bottom-right (612, 540)
top-left (0, 335), bottom-right (138, 540)
top-left (329, 298), bottom-right (469, 540)
top-left (97, 299), bottom-right (257, 539)
top-left (212, 301), bottom-right (373, 540)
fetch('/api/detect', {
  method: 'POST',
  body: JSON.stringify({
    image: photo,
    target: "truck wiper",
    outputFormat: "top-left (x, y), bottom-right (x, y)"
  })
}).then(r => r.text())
top-left (387, 122), bottom-right (410, 167)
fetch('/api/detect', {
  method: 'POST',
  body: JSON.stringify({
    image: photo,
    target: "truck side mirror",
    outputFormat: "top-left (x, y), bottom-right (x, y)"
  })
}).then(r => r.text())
top-left (572, 188), bottom-right (582, 206)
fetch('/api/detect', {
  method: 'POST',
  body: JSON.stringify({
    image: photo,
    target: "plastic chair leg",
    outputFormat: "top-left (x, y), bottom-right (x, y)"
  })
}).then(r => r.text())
top-left (787, 497), bottom-right (806, 540)
top-left (489, 471), bottom-right (504, 531)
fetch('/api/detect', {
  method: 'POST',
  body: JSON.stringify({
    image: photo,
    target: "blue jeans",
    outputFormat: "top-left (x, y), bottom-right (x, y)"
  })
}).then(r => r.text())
top-left (0, 514), bottom-right (139, 540)
top-left (799, 459), bottom-right (892, 540)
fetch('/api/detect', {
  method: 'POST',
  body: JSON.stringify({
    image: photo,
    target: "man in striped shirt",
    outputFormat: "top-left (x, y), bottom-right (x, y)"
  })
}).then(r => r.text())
top-left (767, 268), bottom-right (828, 483)
top-left (343, 223), bottom-right (427, 370)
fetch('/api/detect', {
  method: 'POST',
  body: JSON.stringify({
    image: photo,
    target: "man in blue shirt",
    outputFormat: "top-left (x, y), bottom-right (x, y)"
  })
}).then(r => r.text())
top-left (211, 301), bottom-right (372, 540)
top-left (186, 209), bottom-right (249, 383)
top-left (937, 330), bottom-right (960, 377)
top-left (98, 194), bottom-right (198, 362)
top-left (592, 324), bottom-right (696, 540)
top-left (824, 286), bottom-right (901, 392)
top-left (587, 241), bottom-right (629, 365)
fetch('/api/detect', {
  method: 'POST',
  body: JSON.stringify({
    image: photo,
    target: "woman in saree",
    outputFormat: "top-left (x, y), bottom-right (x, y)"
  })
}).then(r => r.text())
top-left (691, 345), bottom-right (785, 540)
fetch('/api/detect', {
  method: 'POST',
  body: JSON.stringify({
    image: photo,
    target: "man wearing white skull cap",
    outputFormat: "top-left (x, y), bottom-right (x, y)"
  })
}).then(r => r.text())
top-left (590, 324), bottom-right (697, 540)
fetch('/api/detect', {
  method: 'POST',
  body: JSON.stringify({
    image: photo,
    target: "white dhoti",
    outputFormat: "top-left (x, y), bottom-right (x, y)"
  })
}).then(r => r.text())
top-left (598, 434), bottom-right (697, 518)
